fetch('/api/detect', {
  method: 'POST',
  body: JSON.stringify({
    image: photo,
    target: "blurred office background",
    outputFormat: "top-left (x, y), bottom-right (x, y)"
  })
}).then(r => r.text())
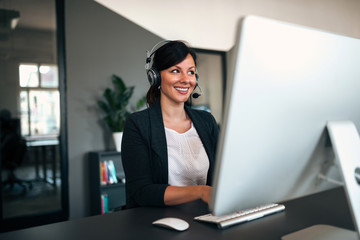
top-left (0, 0), bottom-right (359, 232)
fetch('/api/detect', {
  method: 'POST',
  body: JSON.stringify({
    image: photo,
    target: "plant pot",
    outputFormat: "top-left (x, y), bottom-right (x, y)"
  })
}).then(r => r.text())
top-left (112, 132), bottom-right (123, 152)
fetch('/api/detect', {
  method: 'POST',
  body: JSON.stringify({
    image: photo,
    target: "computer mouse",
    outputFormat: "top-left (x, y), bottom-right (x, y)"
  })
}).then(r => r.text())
top-left (152, 217), bottom-right (189, 231)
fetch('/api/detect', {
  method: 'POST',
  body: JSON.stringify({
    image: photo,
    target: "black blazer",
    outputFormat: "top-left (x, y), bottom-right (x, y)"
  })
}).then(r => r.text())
top-left (121, 98), bottom-right (219, 208)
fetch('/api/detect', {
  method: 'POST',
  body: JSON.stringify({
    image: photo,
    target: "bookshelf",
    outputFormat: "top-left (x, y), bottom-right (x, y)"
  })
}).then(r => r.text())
top-left (89, 151), bottom-right (126, 215)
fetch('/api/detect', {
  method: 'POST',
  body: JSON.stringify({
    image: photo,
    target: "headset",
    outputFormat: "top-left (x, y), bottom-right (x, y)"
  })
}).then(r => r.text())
top-left (144, 40), bottom-right (202, 98)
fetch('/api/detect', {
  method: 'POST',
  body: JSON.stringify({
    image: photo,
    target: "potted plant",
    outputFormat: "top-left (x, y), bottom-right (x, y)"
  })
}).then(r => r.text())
top-left (98, 74), bottom-right (146, 151)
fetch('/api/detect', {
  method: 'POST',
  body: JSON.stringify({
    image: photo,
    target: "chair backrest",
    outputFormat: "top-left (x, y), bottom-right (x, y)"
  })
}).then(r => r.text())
top-left (1, 123), bottom-right (26, 170)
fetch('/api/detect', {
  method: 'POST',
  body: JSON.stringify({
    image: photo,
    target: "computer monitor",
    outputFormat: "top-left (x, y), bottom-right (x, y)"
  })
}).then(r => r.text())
top-left (210, 15), bottom-right (360, 235)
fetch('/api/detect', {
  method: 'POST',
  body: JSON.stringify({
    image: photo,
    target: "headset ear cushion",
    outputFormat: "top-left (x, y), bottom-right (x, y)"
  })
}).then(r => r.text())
top-left (147, 68), bottom-right (161, 86)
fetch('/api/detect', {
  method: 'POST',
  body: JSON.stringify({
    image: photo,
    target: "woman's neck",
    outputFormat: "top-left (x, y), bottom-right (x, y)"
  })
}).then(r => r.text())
top-left (161, 98), bottom-right (191, 133)
top-left (161, 98), bottom-right (186, 121)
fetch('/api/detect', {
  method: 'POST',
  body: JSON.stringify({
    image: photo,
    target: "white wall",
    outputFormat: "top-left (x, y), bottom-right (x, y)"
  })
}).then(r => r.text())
top-left (95, 0), bottom-right (360, 51)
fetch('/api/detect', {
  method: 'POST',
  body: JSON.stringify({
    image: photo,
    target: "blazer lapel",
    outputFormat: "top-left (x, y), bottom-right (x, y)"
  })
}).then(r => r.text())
top-left (148, 98), bottom-right (168, 182)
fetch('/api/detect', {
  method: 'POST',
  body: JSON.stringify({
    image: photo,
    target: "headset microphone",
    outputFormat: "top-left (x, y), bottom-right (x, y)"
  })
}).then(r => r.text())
top-left (192, 84), bottom-right (202, 98)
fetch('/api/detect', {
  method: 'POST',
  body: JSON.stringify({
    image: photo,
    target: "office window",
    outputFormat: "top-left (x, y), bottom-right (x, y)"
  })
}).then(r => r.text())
top-left (19, 63), bottom-right (60, 136)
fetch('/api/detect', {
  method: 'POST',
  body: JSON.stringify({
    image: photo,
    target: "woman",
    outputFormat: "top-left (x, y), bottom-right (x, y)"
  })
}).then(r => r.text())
top-left (121, 40), bottom-right (219, 208)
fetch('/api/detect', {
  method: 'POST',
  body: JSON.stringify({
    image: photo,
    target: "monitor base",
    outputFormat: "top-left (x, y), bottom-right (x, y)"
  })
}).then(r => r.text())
top-left (282, 224), bottom-right (358, 240)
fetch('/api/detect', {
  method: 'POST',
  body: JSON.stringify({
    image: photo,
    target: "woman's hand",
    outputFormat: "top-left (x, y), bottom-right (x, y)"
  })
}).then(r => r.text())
top-left (198, 185), bottom-right (212, 204)
top-left (164, 185), bottom-right (212, 206)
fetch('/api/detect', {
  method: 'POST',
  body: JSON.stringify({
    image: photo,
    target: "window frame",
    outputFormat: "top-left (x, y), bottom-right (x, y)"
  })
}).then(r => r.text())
top-left (19, 62), bottom-right (60, 137)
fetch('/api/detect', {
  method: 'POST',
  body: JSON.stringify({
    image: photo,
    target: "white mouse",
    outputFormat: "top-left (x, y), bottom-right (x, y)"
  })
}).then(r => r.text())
top-left (152, 217), bottom-right (189, 231)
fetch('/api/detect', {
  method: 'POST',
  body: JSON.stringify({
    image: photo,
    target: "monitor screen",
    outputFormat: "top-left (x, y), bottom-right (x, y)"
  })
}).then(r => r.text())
top-left (210, 15), bottom-right (360, 217)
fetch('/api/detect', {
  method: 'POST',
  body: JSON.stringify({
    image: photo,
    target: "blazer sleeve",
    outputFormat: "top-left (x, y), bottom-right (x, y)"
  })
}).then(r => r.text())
top-left (121, 111), bottom-right (168, 208)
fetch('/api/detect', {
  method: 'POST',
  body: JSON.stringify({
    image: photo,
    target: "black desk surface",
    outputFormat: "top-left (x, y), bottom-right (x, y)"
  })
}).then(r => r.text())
top-left (0, 187), bottom-right (354, 240)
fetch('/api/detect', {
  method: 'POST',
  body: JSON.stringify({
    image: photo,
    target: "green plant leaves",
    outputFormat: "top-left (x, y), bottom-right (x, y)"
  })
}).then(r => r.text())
top-left (98, 75), bottom-right (146, 132)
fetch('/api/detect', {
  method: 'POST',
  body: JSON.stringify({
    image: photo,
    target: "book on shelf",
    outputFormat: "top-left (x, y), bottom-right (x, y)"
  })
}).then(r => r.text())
top-left (100, 161), bottom-right (107, 185)
top-left (99, 160), bottom-right (119, 185)
top-left (101, 194), bottom-right (108, 214)
top-left (107, 160), bottom-right (118, 184)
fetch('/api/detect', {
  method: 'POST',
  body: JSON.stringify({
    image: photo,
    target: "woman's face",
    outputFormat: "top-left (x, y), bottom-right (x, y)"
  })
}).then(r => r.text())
top-left (160, 53), bottom-right (197, 105)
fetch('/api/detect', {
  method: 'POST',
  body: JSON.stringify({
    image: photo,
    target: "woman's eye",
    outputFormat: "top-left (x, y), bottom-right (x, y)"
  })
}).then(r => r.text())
top-left (171, 69), bottom-right (180, 73)
top-left (188, 70), bottom-right (195, 75)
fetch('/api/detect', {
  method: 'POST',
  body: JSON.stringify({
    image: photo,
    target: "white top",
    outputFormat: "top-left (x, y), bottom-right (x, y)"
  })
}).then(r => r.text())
top-left (165, 123), bottom-right (209, 186)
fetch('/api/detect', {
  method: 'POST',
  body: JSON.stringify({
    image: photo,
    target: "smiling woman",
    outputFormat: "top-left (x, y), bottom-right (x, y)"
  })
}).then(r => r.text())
top-left (121, 40), bottom-right (219, 209)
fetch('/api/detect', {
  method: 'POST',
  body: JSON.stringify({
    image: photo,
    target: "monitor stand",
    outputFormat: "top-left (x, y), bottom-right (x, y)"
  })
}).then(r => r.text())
top-left (282, 121), bottom-right (360, 240)
top-left (282, 224), bottom-right (358, 240)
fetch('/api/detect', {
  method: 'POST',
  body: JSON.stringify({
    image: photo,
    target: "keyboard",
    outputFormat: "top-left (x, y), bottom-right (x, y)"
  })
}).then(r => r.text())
top-left (194, 203), bottom-right (285, 229)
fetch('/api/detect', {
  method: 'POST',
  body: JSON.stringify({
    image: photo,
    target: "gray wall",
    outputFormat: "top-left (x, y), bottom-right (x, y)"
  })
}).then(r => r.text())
top-left (65, 0), bottom-right (162, 219)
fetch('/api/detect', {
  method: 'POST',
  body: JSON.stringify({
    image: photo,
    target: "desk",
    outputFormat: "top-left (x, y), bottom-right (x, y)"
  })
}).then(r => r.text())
top-left (0, 187), bottom-right (355, 240)
top-left (26, 138), bottom-right (59, 187)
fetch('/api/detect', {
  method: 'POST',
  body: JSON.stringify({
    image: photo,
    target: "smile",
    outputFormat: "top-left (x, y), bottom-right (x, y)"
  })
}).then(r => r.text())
top-left (174, 87), bottom-right (189, 92)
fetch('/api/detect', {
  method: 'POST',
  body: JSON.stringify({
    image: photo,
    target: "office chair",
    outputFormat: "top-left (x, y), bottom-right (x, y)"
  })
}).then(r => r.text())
top-left (1, 118), bottom-right (32, 191)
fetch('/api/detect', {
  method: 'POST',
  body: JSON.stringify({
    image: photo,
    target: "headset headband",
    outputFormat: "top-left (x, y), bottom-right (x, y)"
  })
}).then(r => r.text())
top-left (145, 40), bottom-right (171, 71)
